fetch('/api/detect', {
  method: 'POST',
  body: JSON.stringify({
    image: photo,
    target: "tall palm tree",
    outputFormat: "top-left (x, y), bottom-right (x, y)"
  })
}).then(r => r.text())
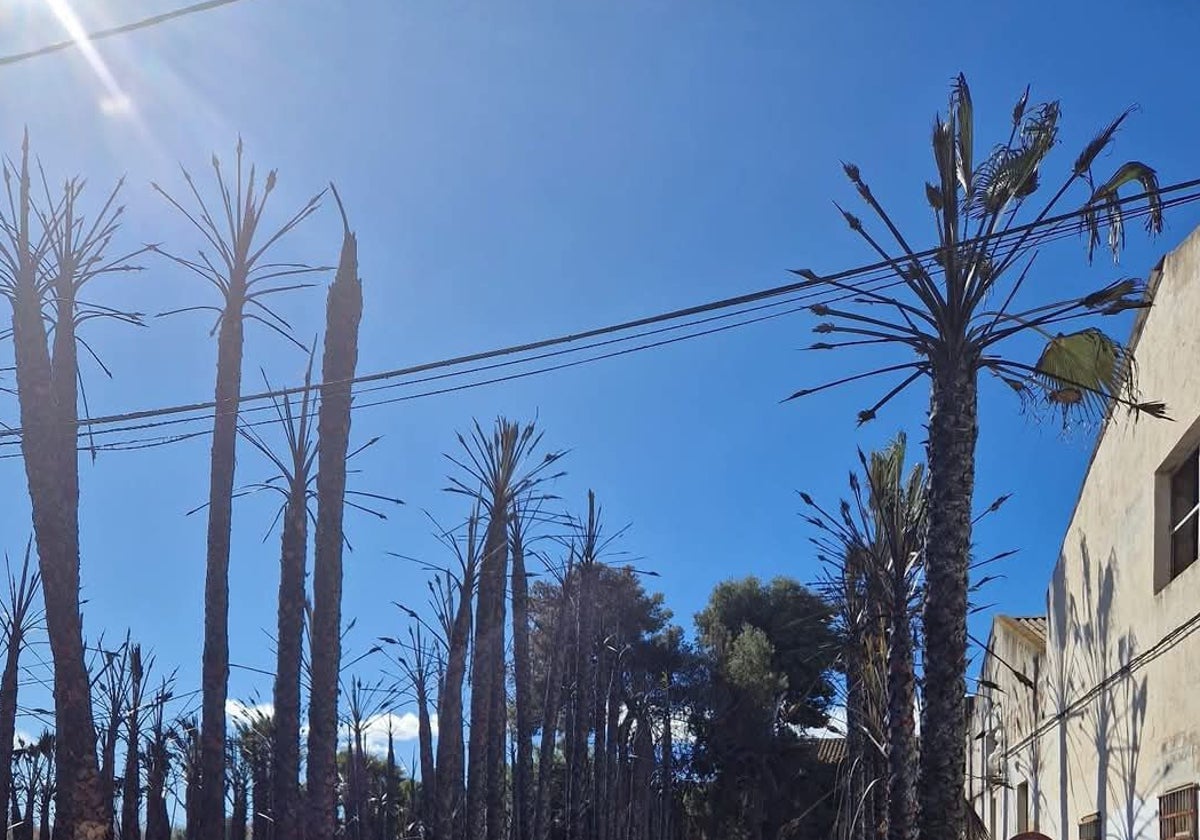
top-left (789, 77), bottom-right (1165, 838)
top-left (155, 143), bottom-right (324, 840)
top-left (306, 187), bottom-right (363, 840)
top-left (434, 513), bottom-right (481, 840)
top-left (120, 644), bottom-right (147, 840)
top-left (1, 138), bottom-right (142, 840)
top-left (447, 419), bottom-right (564, 840)
top-left (805, 434), bottom-right (926, 840)
top-left (532, 552), bottom-right (574, 840)
top-left (144, 678), bottom-right (175, 840)
top-left (510, 500), bottom-right (535, 840)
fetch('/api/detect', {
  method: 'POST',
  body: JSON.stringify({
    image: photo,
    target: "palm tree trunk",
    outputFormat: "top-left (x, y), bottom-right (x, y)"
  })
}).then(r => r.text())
top-left (487, 572), bottom-right (509, 840)
top-left (436, 563), bottom-right (475, 840)
top-left (415, 669), bottom-right (436, 827)
top-left (231, 779), bottom-right (248, 840)
top-left (307, 212), bottom-right (364, 840)
top-left (467, 516), bottom-right (508, 840)
top-left (918, 359), bottom-right (977, 840)
top-left (199, 292), bottom-right (246, 840)
top-left (0, 584), bottom-right (28, 821)
top-left (510, 523), bottom-right (534, 840)
top-left (145, 732), bottom-right (171, 840)
top-left (7, 140), bottom-right (108, 840)
top-left (120, 646), bottom-right (144, 840)
top-left (273, 487), bottom-right (309, 840)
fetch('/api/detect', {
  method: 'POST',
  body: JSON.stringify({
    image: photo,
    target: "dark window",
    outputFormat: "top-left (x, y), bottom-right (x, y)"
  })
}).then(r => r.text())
top-left (1170, 450), bottom-right (1200, 581)
top-left (989, 795), bottom-right (997, 840)
top-left (1080, 813), bottom-right (1102, 840)
top-left (1017, 782), bottom-right (1029, 834)
top-left (1160, 785), bottom-right (1199, 840)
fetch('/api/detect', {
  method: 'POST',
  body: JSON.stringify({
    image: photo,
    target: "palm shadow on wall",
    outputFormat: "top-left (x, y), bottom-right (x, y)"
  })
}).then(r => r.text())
top-left (1047, 538), bottom-right (1159, 840)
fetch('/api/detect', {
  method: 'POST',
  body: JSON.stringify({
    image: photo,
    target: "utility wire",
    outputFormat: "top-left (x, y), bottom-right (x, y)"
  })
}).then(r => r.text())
top-left (0, 176), bottom-right (1194, 458)
top-left (0, 0), bottom-right (255, 68)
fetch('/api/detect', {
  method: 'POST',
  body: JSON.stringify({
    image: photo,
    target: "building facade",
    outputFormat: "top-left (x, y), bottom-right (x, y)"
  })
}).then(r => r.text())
top-left (968, 226), bottom-right (1200, 840)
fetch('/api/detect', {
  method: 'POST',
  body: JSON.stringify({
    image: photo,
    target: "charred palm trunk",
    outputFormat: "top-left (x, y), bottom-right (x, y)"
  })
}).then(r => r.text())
top-left (307, 204), bottom-right (363, 840)
top-left (415, 668), bottom-right (436, 826)
top-left (145, 732), bottom-right (171, 840)
top-left (120, 646), bottom-right (145, 840)
top-left (533, 586), bottom-right (569, 840)
top-left (100, 687), bottom-right (122, 832)
top-left (436, 563), bottom-right (475, 840)
top-left (486, 577), bottom-right (509, 840)
top-left (273, 481), bottom-right (309, 840)
top-left (6, 140), bottom-right (108, 840)
top-left (918, 356), bottom-right (977, 840)
top-left (230, 776), bottom-right (249, 840)
top-left (199, 283), bottom-right (246, 840)
top-left (467, 515), bottom-right (509, 840)
top-left (510, 520), bottom-right (534, 840)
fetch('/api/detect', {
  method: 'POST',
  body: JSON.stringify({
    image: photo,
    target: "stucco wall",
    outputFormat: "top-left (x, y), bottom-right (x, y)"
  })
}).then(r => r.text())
top-left (1034, 224), bottom-right (1200, 840)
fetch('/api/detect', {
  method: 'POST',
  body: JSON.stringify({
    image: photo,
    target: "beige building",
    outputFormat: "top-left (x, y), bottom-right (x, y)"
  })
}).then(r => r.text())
top-left (968, 226), bottom-right (1200, 840)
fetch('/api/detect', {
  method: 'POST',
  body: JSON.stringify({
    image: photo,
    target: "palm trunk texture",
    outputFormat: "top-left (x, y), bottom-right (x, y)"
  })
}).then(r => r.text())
top-left (307, 217), bottom-right (363, 840)
top-left (918, 356), bottom-right (977, 840)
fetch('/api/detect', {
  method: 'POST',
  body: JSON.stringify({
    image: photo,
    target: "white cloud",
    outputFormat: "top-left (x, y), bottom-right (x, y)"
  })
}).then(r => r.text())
top-left (348, 712), bottom-right (439, 757)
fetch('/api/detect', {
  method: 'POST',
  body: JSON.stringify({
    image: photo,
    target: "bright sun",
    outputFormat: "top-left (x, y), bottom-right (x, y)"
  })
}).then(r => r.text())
top-left (41, 0), bottom-right (134, 115)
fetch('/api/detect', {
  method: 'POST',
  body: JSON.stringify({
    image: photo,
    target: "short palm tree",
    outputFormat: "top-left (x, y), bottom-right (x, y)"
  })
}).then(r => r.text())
top-left (805, 434), bottom-right (926, 840)
top-left (790, 77), bottom-right (1165, 839)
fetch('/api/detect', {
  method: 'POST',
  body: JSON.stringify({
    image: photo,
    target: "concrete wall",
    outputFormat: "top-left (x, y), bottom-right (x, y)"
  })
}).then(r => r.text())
top-left (970, 224), bottom-right (1200, 840)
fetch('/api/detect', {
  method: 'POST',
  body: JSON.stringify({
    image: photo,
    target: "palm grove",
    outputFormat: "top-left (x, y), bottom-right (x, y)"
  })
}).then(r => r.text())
top-left (0, 75), bottom-right (1169, 840)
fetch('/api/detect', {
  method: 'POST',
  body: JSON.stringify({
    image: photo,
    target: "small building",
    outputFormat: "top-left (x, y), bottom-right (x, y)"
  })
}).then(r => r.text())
top-left (967, 226), bottom-right (1200, 840)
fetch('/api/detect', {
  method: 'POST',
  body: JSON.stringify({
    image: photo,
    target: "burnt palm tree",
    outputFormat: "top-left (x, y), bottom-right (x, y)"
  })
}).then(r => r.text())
top-left (1, 138), bottom-right (142, 840)
top-left (154, 143), bottom-right (324, 840)
top-left (120, 644), bottom-right (148, 840)
top-left (789, 77), bottom-right (1165, 837)
top-left (447, 419), bottom-right (564, 840)
top-left (307, 187), bottom-right (364, 840)
top-left (239, 369), bottom-right (318, 840)
top-left (143, 677), bottom-right (175, 840)
top-left (433, 512), bottom-right (481, 840)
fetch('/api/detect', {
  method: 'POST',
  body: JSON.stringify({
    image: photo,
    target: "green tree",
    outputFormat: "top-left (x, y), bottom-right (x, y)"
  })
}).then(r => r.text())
top-left (789, 77), bottom-right (1165, 837)
top-left (688, 576), bottom-right (838, 840)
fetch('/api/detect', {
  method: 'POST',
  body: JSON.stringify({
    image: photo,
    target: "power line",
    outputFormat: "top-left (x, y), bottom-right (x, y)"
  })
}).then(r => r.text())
top-left (0, 0), bottom-right (256, 68)
top-left (0, 176), bottom-right (1194, 457)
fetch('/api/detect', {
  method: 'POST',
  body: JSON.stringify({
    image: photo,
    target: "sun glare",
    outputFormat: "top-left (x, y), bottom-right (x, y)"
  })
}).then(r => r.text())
top-left (42, 0), bottom-right (134, 116)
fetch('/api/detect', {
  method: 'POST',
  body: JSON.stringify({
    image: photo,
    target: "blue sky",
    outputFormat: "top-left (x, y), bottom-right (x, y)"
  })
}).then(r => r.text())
top-left (2, 0), bottom-right (1200, 742)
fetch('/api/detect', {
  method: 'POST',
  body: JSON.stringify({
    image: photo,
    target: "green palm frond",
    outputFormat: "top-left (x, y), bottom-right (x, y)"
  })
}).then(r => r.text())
top-left (996, 328), bottom-right (1166, 424)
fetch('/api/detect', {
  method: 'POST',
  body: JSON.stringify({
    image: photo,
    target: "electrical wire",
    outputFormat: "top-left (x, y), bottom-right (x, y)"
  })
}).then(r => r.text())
top-left (0, 177), bottom-right (1194, 459)
top-left (0, 0), bottom-right (256, 68)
